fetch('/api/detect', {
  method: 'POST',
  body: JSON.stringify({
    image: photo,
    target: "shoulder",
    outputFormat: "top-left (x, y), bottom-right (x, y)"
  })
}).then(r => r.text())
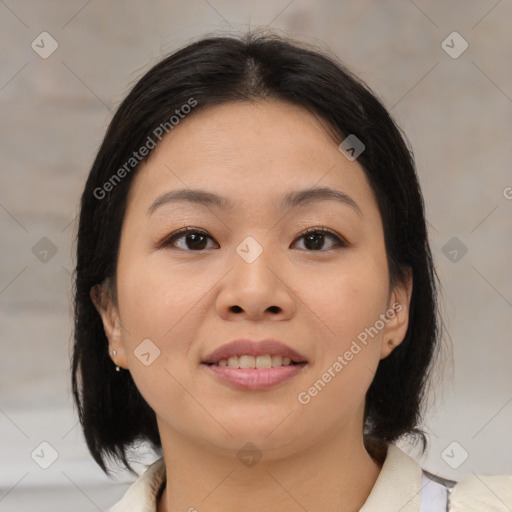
top-left (413, 449), bottom-right (512, 511)
top-left (362, 443), bottom-right (512, 511)
top-left (105, 449), bottom-right (512, 511)
top-left (106, 458), bottom-right (166, 512)
top-left (448, 473), bottom-right (512, 511)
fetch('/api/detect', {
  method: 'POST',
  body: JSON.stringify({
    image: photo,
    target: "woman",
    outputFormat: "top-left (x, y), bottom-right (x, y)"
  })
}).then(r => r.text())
top-left (71, 32), bottom-right (511, 511)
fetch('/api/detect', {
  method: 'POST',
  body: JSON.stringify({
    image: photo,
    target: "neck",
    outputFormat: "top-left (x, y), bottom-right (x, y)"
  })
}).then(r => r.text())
top-left (156, 421), bottom-right (382, 512)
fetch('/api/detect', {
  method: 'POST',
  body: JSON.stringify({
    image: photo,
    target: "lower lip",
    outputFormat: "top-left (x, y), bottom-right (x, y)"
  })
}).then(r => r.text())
top-left (202, 363), bottom-right (307, 390)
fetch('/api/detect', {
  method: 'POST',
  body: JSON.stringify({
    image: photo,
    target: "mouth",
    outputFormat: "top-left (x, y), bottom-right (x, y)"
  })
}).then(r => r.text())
top-left (203, 354), bottom-right (305, 369)
top-left (201, 339), bottom-right (308, 390)
top-left (201, 338), bottom-right (308, 366)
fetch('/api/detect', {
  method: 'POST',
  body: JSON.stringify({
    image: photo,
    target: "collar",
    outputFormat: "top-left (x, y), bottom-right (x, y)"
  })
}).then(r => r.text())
top-left (360, 443), bottom-right (422, 511)
top-left (109, 444), bottom-right (424, 512)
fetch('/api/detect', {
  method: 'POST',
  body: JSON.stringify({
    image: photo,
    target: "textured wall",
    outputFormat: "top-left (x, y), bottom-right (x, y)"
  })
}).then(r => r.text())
top-left (1, 1), bottom-right (511, 510)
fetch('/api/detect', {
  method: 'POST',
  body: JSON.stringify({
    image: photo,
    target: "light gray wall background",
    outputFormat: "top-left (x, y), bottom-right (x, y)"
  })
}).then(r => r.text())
top-left (1, 1), bottom-right (511, 510)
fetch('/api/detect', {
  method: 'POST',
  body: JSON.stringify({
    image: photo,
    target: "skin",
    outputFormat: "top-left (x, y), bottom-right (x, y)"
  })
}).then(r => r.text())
top-left (92, 100), bottom-right (412, 512)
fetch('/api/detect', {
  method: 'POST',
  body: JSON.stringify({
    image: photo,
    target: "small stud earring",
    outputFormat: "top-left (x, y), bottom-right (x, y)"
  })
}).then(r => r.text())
top-left (111, 350), bottom-right (120, 371)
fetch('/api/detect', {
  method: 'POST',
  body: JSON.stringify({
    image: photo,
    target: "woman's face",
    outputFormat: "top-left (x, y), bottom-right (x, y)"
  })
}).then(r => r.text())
top-left (93, 100), bottom-right (411, 459)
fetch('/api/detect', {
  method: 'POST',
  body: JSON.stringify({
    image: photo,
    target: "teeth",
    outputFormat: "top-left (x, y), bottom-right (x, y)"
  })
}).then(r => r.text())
top-left (239, 355), bottom-right (255, 369)
top-left (214, 354), bottom-right (297, 368)
top-left (256, 355), bottom-right (272, 369)
top-left (272, 355), bottom-right (282, 367)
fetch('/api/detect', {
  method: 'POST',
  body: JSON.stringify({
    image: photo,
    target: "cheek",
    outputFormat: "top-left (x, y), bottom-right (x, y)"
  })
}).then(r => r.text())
top-left (114, 255), bottom-right (202, 415)
top-left (300, 248), bottom-right (389, 410)
top-left (115, 250), bottom-right (214, 395)
top-left (310, 251), bottom-right (389, 343)
top-left (117, 252), bottom-right (204, 339)
top-left (296, 260), bottom-right (387, 419)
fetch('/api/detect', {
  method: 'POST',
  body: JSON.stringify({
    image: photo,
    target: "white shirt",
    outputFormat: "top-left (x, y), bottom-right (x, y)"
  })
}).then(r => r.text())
top-left (107, 444), bottom-right (512, 511)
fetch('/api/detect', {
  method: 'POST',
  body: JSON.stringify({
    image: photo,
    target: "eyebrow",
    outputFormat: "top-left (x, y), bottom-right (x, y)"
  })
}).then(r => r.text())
top-left (147, 186), bottom-right (363, 218)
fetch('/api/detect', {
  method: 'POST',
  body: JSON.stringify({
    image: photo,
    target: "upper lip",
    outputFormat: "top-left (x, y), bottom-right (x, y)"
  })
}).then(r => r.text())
top-left (202, 339), bottom-right (308, 364)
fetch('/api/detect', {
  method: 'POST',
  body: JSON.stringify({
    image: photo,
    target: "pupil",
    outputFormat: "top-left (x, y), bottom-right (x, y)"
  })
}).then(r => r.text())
top-left (306, 233), bottom-right (323, 250)
top-left (188, 234), bottom-right (206, 250)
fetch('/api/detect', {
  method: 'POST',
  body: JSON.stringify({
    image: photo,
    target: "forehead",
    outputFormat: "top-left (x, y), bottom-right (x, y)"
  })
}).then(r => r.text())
top-left (125, 100), bottom-right (378, 219)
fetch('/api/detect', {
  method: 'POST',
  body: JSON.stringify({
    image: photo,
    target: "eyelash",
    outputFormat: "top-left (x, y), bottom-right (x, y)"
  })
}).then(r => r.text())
top-left (158, 226), bottom-right (347, 252)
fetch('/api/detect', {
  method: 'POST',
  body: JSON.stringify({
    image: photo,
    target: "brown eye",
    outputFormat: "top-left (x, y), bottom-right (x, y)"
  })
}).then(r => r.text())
top-left (159, 226), bottom-right (346, 252)
top-left (292, 227), bottom-right (346, 251)
top-left (160, 228), bottom-right (218, 251)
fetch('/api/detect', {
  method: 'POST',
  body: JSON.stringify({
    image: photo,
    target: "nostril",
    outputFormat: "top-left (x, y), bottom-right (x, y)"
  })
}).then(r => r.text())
top-left (268, 306), bottom-right (280, 313)
top-left (231, 305), bottom-right (243, 313)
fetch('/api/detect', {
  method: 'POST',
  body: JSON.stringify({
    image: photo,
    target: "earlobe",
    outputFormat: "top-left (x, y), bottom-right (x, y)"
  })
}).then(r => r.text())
top-left (380, 270), bottom-right (413, 360)
top-left (380, 338), bottom-right (397, 359)
top-left (90, 283), bottom-right (128, 370)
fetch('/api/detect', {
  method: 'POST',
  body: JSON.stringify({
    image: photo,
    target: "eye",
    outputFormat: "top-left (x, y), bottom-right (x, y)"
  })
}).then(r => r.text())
top-left (159, 227), bottom-right (218, 251)
top-left (158, 226), bottom-right (347, 252)
top-left (291, 227), bottom-right (347, 252)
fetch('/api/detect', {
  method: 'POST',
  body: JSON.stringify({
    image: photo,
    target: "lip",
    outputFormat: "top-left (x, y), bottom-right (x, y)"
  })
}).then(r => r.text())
top-left (203, 364), bottom-right (307, 390)
top-left (201, 339), bottom-right (308, 365)
top-left (201, 339), bottom-right (308, 391)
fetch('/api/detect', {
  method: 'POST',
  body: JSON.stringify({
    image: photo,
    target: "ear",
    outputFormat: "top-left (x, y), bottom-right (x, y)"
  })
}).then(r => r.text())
top-left (380, 268), bottom-right (413, 360)
top-left (90, 281), bottom-right (129, 369)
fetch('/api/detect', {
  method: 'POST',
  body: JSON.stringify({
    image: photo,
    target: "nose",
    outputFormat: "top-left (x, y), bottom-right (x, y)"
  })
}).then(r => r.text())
top-left (215, 242), bottom-right (296, 322)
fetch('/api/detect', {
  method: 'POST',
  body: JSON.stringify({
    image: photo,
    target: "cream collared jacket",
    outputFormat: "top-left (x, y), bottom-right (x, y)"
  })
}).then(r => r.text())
top-left (107, 444), bottom-right (512, 511)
